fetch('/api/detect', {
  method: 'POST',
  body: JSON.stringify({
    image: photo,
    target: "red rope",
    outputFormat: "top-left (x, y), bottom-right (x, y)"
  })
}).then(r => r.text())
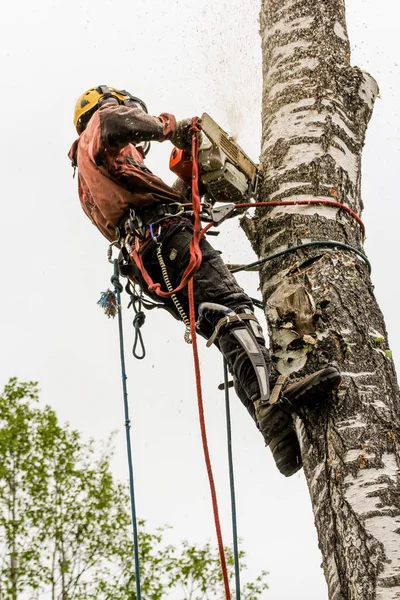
top-left (130, 121), bottom-right (209, 298)
top-left (131, 119), bottom-right (232, 596)
top-left (235, 199), bottom-right (365, 237)
top-left (188, 278), bottom-right (232, 600)
top-left (188, 118), bottom-right (232, 599)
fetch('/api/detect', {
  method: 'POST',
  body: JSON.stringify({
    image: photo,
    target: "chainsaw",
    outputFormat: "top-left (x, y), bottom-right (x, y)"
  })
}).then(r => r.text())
top-left (169, 113), bottom-right (260, 224)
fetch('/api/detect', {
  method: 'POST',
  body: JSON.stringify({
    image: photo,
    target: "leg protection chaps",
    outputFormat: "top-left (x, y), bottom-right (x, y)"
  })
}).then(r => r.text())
top-left (198, 303), bottom-right (271, 408)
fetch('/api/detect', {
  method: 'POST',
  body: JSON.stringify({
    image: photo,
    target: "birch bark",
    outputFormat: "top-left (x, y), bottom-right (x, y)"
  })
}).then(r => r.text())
top-left (243, 1), bottom-right (400, 598)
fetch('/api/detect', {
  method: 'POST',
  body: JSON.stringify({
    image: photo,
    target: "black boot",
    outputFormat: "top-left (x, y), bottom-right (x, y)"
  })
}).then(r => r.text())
top-left (198, 302), bottom-right (302, 474)
top-left (254, 366), bottom-right (341, 477)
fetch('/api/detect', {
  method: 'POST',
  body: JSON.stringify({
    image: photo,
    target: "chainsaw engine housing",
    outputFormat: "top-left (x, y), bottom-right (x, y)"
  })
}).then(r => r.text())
top-left (169, 113), bottom-right (259, 205)
top-left (199, 140), bottom-right (248, 203)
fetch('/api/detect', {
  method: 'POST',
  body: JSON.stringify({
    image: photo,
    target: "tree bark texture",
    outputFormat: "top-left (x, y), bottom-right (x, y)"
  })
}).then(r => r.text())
top-left (244, 1), bottom-right (400, 598)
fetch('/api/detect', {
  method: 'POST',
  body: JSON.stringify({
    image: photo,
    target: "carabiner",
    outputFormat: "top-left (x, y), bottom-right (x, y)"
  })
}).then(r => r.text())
top-left (164, 202), bottom-right (184, 218)
top-left (149, 222), bottom-right (161, 240)
top-left (107, 240), bottom-right (120, 263)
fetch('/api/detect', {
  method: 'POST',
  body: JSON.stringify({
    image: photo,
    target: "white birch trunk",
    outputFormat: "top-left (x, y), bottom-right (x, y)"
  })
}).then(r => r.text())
top-left (242, 1), bottom-right (400, 598)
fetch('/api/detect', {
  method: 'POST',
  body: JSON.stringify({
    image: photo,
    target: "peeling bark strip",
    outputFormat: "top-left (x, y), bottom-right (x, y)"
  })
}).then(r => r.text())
top-left (244, 1), bottom-right (400, 598)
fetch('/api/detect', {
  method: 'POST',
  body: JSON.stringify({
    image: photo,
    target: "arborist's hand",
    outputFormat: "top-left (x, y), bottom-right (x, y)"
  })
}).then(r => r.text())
top-left (172, 119), bottom-right (202, 151)
top-left (171, 177), bottom-right (190, 196)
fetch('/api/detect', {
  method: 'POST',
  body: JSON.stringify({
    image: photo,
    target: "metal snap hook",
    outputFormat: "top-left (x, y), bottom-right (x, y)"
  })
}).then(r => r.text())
top-left (164, 202), bottom-right (184, 218)
top-left (149, 222), bottom-right (161, 240)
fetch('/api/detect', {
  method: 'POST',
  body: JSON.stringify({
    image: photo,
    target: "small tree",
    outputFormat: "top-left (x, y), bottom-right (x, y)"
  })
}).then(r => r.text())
top-left (0, 379), bottom-right (52, 597)
top-left (0, 379), bottom-right (268, 599)
top-left (165, 540), bottom-right (268, 600)
top-left (0, 378), bottom-right (137, 599)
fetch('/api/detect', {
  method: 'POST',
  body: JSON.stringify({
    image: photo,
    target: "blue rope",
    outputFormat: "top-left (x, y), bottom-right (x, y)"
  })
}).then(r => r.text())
top-left (229, 240), bottom-right (371, 274)
top-left (223, 358), bottom-right (241, 599)
top-left (112, 260), bottom-right (142, 599)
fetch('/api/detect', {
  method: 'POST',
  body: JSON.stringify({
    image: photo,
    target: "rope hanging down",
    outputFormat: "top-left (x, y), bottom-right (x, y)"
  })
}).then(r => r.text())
top-left (223, 358), bottom-right (241, 600)
top-left (187, 119), bottom-right (232, 600)
top-left (111, 262), bottom-right (142, 599)
top-left (188, 279), bottom-right (232, 600)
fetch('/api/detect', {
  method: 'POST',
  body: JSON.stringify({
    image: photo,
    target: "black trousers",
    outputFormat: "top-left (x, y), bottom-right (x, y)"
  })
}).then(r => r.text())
top-left (135, 219), bottom-right (273, 417)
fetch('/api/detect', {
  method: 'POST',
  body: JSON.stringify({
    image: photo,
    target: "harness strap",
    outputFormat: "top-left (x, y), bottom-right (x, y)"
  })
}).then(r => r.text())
top-left (206, 313), bottom-right (258, 347)
top-left (269, 375), bottom-right (287, 405)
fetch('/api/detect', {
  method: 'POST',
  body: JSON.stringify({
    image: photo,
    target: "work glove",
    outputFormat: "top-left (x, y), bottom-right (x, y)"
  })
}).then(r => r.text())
top-left (171, 177), bottom-right (190, 197)
top-left (171, 119), bottom-right (202, 151)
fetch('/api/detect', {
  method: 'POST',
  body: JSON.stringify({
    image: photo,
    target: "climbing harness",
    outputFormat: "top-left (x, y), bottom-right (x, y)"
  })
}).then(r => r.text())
top-left (129, 202), bottom-right (211, 301)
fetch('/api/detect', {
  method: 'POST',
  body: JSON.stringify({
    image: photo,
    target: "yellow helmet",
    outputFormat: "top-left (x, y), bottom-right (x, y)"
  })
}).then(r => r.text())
top-left (73, 85), bottom-right (148, 133)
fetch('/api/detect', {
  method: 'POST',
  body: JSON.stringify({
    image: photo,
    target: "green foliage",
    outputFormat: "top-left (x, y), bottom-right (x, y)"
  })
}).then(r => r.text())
top-left (163, 540), bottom-right (269, 600)
top-left (0, 379), bottom-right (268, 599)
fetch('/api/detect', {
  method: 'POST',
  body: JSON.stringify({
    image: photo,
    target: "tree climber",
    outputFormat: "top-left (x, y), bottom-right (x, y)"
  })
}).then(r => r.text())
top-left (69, 85), bottom-right (341, 477)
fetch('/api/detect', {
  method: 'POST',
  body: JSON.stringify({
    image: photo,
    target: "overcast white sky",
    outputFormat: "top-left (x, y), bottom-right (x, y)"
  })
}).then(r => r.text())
top-left (1, 1), bottom-right (399, 598)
